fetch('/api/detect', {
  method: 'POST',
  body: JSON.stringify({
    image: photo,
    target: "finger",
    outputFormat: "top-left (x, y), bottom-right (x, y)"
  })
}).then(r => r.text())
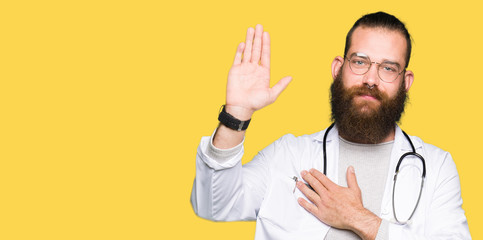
top-left (269, 76), bottom-right (292, 103)
top-left (261, 31), bottom-right (270, 67)
top-left (297, 181), bottom-right (322, 205)
top-left (242, 27), bottom-right (254, 63)
top-left (233, 42), bottom-right (245, 65)
top-left (346, 166), bottom-right (361, 193)
top-left (300, 170), bottom-right (328, 197)
top-left (297, 197), bottom-right (318, 214)
top-left (309, 168), bottom-right (338, 191)
top-left (251, 24), bottom-right (263, 64)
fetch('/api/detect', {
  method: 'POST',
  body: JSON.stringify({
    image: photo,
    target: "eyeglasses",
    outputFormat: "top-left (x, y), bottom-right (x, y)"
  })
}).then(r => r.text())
top-left (346, 52), bottom-right (405, 83)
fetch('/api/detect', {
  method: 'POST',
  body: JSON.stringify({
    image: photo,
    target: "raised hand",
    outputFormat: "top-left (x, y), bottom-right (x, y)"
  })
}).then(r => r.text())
top-left (213, 24), bottom-right (292, 149)
top-left (225, 24), bottom-right (292, 120)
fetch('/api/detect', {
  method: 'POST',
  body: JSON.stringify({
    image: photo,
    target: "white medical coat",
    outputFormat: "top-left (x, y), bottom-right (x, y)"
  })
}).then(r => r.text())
top-left (191, 126), bottom-right (471, 239)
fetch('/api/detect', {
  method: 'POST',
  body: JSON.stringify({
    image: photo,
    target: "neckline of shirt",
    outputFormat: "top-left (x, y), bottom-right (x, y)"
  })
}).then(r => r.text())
top-left (338, 135), bottom-right (395, 147)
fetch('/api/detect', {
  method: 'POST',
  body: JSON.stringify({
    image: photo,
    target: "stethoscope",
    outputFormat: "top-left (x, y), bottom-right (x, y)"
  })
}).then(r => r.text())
top-left (322, 123), bottom-right (426, 225)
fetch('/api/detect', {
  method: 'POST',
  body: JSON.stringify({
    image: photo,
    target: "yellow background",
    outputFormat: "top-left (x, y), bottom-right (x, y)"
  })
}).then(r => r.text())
top-left (1, 0), bottom-right (481, 239)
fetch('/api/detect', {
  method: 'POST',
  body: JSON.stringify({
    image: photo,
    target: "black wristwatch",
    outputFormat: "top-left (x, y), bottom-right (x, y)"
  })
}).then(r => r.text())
top-left (218, 105), bottom-right (251, 131)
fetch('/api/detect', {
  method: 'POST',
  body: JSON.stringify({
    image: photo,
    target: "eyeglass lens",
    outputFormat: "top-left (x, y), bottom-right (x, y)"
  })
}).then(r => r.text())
top-left (348, 53), bottom-right (401, 82)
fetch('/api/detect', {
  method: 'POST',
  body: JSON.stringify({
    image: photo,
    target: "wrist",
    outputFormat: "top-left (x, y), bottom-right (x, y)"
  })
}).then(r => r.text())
top-left (224, 105), bottom-right (254, 121)
top-left (351, 209), bottom-right (382, 240)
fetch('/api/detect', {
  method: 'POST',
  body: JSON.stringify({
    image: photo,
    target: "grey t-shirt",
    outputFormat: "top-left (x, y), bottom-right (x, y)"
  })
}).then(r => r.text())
top-left (324, 137), bottom-right (392, 240)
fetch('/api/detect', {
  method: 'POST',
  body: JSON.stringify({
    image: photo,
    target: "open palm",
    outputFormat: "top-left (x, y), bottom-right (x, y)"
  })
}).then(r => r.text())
top-left (226, 25), bottom-right (292, 114)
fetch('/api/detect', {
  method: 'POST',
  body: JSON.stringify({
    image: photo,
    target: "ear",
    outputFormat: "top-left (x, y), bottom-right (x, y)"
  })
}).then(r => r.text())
top-left (331, 56), bottom-right (345, 80)
top-left (403, 70), bottom-right (414, 91)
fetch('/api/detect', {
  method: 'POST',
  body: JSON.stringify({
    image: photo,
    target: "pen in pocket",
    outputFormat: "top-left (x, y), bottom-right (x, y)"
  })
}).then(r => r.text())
top-left (291, 176), bottom-right (315, 192)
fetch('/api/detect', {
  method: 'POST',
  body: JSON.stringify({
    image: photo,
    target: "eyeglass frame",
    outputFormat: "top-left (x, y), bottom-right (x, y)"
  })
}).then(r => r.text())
top-left (344, 52), bottom-right (406, 83)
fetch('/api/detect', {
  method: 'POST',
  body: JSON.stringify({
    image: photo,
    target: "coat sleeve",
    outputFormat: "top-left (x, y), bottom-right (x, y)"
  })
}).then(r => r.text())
top-left (387, 151), bottom-right (471, 239)
top-left (190, 135), bottom-right (279, 221)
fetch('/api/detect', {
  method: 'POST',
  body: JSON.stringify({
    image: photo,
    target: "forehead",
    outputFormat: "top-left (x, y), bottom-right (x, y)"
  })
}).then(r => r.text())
top-left (348, 27), bottom-right (407, 65)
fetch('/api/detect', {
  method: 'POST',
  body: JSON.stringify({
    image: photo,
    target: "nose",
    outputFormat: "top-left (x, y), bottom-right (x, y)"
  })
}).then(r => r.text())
top-left (362, 63), bottom-right (380, 87)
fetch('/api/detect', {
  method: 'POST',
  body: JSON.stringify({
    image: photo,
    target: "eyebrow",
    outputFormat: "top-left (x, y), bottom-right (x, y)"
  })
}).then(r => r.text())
top-left (382, 60), bottom-right (401, 68)
top-left (355, 52), bottom-right (368, 58)
top-left (352, 52), bottom-right (402, 68)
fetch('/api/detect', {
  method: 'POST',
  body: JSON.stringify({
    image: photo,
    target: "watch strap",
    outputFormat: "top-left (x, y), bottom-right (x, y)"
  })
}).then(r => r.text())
top-left (218, 105), bottom-right (251, 131)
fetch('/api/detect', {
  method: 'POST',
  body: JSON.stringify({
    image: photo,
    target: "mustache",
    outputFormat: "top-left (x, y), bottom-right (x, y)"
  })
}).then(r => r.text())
top-left (345, 85), bottom-right (386, 101)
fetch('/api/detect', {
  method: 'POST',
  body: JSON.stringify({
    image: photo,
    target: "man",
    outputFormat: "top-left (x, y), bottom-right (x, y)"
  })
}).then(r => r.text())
top-left (190, 12), bottom-right (471, 239)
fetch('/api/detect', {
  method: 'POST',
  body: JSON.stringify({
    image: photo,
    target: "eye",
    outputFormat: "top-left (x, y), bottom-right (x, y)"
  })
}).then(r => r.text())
top-left (381, 64), bottom-right (398, 73)
top-left (351, 58), bottom-right (369, 67)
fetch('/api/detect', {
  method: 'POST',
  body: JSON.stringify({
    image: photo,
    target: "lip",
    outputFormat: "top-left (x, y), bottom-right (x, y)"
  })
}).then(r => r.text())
top-left (358, 95), bottom-right (378, 101)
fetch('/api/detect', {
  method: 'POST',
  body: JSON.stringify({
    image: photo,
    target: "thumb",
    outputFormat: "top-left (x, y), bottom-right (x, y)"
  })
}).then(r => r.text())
top-left (269, 76), bottom-right (293, 103)
top-left (346, 166), bottom-right (360, 192)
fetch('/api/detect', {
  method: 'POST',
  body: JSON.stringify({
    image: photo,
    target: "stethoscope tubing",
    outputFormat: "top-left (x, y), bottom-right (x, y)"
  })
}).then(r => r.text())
top-left (321, 123), bottom-right (426, 225)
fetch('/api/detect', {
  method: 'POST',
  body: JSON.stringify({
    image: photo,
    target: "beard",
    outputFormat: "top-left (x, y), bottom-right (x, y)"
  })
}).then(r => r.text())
top-left (330, 69), bottom-right (408, 144)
